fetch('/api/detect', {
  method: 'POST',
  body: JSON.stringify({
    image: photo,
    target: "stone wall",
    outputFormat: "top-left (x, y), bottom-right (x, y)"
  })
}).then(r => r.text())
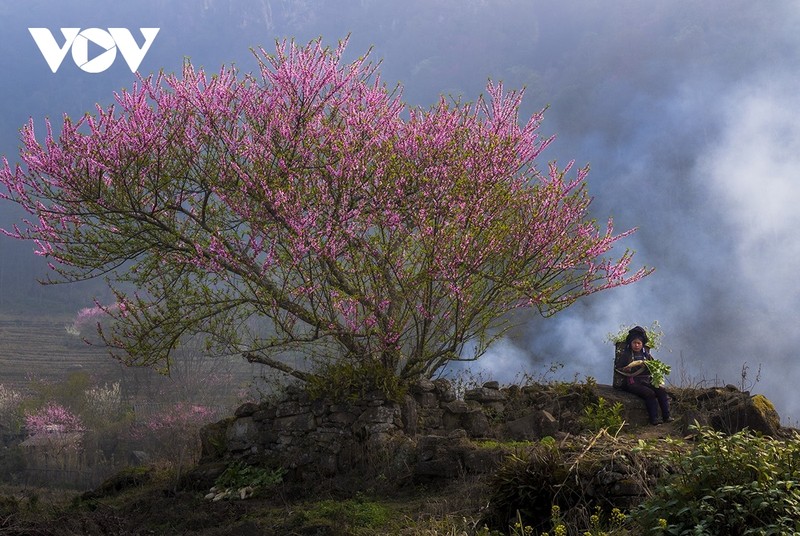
top-left (197, 379), bottom-right (784, 485)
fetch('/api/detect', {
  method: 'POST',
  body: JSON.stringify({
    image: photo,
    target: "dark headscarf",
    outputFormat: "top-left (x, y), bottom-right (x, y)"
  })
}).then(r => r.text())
top-left (625, 325), bottom-right (648, 345)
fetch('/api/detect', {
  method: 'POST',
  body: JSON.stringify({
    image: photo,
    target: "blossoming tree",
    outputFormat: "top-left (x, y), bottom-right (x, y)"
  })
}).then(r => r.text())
top-left (0, 38), bottom-right (650, 383)
top-left (25, 403), bottom-right (84, 437)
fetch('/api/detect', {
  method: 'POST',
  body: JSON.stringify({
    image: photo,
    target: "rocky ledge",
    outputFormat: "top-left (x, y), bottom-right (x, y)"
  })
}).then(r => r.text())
top-left (190, 379), bottom-right (785, 489)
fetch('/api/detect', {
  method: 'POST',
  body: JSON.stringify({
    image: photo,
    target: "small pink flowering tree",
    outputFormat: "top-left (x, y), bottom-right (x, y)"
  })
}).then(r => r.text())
top-left (66, 303), bottom-right (115, 340)
top-left (0, 38), bottom-right (650, 383)
top-left (25, 402), bottom-right (85, 437)
top-left (133, 402), bottom-right (218, 468)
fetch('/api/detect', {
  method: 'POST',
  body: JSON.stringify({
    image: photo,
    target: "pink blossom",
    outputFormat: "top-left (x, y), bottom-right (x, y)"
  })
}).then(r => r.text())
top-left (25, 403), bottom-right (84, 436)
top-left (0, 37), bottom-right (651, 382)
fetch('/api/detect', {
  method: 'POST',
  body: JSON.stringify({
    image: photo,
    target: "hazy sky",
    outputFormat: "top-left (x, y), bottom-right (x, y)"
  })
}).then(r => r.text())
top-left (2, 0), bottom-right (800, 421)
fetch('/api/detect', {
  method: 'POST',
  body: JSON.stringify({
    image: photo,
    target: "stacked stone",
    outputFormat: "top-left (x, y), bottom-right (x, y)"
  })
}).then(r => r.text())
top-left (199, 380), bottom-right (784, 483)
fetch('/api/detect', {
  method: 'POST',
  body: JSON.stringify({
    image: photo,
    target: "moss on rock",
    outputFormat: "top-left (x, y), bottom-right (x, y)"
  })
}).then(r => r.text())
top-left (751, 394), bottom-right (780, 431)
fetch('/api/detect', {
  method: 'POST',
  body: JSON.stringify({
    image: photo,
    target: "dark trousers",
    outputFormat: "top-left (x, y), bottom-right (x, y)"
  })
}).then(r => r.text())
top-left (624, 382), bottom-right (670, 423)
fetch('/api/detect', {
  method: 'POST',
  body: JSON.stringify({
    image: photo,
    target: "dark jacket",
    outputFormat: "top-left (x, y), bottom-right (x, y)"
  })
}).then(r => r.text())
top-left (613, 341), bottom-right (654, 389)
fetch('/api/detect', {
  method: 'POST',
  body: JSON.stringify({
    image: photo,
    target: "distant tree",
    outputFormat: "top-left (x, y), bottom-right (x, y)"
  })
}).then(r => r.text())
top-left (0, 38), bottom-right (650, 384)
top-left (25, 402), bottom-right (84, 437)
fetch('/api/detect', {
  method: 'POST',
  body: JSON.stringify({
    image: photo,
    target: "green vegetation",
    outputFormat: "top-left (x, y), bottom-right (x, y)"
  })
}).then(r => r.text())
top-left (643, 359), bottom-right (671, 388)
top-left (211, 461), bottom-right (285, 498)
top-left (3, 416), bottom-right (799, 535)
top-left (306, 360), bottom-right (407, 403)
top-left (635, 427), bottom-right (800, 535)
top-left (288, 497), bottom-right (393, 534)
top-left (1, 333), bottom-right (795, 535)
top-left (606, 320), bottom-right (665, 350)
top-left (474, 439), bottom-right (536, 450)
top-left (581, 396), bottom-right (624, 432)
top-left (482, 442), bottom-right (568, 532)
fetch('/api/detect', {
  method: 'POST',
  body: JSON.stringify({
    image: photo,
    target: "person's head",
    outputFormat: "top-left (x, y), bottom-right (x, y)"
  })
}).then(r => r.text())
top-left (625, 326), bottom-right (648, 351)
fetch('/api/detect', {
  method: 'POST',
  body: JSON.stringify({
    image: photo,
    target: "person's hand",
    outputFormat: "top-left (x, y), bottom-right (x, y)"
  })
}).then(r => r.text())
top-left (623, 360), bottom-right (644, 373)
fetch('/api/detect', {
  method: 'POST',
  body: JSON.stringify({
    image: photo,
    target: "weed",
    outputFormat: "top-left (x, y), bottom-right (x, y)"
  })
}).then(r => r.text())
top-left (473, 439), bottom-right (535, 451)
top-left (738, 361), bottom-right (762, 392)
top-left (290, 496), bottom-right (393, 534)
top-left (207, 461), bottom-right (285, 500)
top-left (580, 397), bottom-right (624, 433)
top-left (539, 436), bottom-right (556, 447)
top-left (511, 362), bottom-right (566, 386)
top-left (635, 426), bottom-right (800, 534)
top-left (306, 360), bottom-right (406, 403)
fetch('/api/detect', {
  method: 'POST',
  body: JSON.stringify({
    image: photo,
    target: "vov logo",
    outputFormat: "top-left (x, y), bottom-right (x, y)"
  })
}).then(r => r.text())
top-left (29, 28), bottom-right (160, 73)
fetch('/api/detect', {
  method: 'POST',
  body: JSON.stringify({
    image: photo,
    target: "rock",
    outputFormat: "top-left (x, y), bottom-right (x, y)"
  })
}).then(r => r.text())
top-left (178, 461), bottom-right (228, 491)
top-left (226, 416), bottom-right (261, 452)
top-left (751, 394), bottom-right (781, 431)
top-left (310, 398), bottom-right (328, 417)
top-left (413, 391), bottom-right (439, 408)
top-left (410, 378), bottom-right (436, 393)
top-left (234, 402), bottom-right (259, 418)
top-left (252, 406), bottom-right (276, 422)
top-left (442, 400), bottom-right (471, 414)
top-left (275, 401), bottom-right (310, 418)
top-left (81, 466), bottom-right (153, 499)
top-left (592, 385), bottom-right (654, 427)
top-left (502, 409), bottom-right (559, 441)
top-left (326, 411), bottom-right (357, 426)
top-left (432, 379), bottom-right (456, 402)
top-left (441, 403), bottom-right (491, 437)
top-left (415, 458), bottom-right (462, 480)
top-left (539, 410), bottom-right (558, 437)
top-left (462, 410), bottom-right (491, 437)
top-left (418, 408), bottom-right (444, 430)
top-left (401, 395), bottom-right (419, 436)
top-left (712, 393), bottom-right (781, 436)
top-left (465, 387), bottom-right (507, 403)
top-left (448, 428), bottom-right (468, 439)
top-left (462, 447), bottom-right (505, 474)
top-left (356, 405), bottom-right (398, 423)
top-left (275, 412), bottom-right (316, 432)
top-left (413, 434), bottom-right (470, 481)
top-left (502, 413), bottom-right (538, 441)
top-left (198, 381), bottom-right (788, 486)
top-left (199, 418), bottom-right (234, 462)
top-left (128, 450), bottom-right (150, 465)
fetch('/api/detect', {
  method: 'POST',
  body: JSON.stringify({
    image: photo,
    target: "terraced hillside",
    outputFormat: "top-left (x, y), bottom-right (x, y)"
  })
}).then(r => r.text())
top-left (0, 312), bottom-right (274, 408)
top-left (0, 314), bottom-right (126, 393)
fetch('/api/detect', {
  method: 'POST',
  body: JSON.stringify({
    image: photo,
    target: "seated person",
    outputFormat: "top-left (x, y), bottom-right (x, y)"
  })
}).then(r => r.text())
top-left (613, 326), bottom-right (671, 425)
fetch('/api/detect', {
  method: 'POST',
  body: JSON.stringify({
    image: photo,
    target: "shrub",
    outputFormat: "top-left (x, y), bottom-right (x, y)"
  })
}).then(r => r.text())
top-left (207, 461), bottom-right (285, 500)
top-left (132, 402), bottom-right (219, 470)
top-left (305, 360), bottom-right (406, 403)
top-left (0, 384), bottom-right (23, 428)
top-left (83, 381), bottom-right (124, 423)
top-left (213, 461), bottom-right (285, 491)
top-left (636, 426), bottom-right (800, 535)
top-left (581, 397), bottom-right (624, 432)
top-left (482, 444), bottom-right (566, 533)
